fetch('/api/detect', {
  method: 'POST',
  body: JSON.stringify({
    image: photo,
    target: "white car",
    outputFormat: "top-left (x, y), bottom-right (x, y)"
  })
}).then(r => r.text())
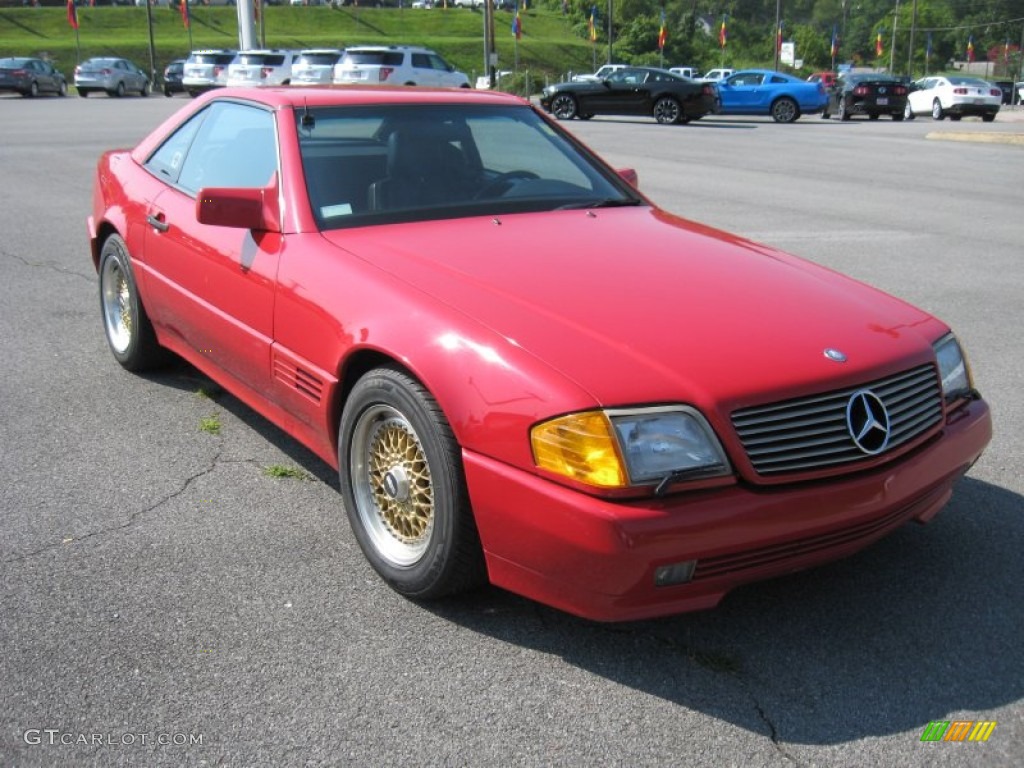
top-left (700, 68), bottom-right (734, 83)
top-left (668, 66), bottom-right (700, 79)
top-left (571, 64), bottom-right (628, 83)
top-left (905, 75), bottom-right (1002, 122)
top-left (291, 49), bottom-right (345, 86)
top-left (226, 50), bottom-right (298, 88)
top-left (334, 46), bottom-right (469, 87)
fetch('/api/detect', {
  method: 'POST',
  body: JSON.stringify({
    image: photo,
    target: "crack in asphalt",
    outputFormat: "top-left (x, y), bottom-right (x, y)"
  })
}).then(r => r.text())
top-left (1, 246), bottom-right (94, 283)
top-left (0, 447), bottom-right (231, 567)
top-left (594, 624), bottom-right (804, 765)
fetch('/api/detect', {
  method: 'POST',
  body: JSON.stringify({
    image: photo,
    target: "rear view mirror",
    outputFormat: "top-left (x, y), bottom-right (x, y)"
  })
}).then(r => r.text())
top-left (196, 173), bottom-right (281, 232)
top-left (616, 167), bottom-right (639, 188)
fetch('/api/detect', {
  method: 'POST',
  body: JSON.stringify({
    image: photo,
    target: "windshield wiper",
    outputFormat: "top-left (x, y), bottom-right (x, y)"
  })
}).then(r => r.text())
top-left (654, 463), bottom-right (727, 498)
top-left (556, 198), bottom-right (642, 210)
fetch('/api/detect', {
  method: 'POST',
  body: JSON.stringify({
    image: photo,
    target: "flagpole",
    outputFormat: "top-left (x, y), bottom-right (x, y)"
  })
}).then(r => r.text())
top-left (773, 0), bottom-right (781, 71)
top-left (888, 0), bottom-right (899, 74)
top-left (906, 0), bottom-right (918, 77)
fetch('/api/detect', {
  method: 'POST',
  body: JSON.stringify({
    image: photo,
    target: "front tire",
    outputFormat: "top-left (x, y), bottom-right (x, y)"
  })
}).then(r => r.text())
top-left (98, 235), bottom-right (166, 371)
top-left (904, 101), bottom-right (915, 120)
top-left (932, 99), bottom-right (945, 120)
top-left (58, 80), bottom-right (67, 97)
top-left (771, 97), bottom-right (799, 123)
top-left (550, 93), bottom-right (578, 120)
top-left (140, 80), bottom-right (150, 97)
top-left (339, 367), bottom-right (485, 599)
top-left (27, 81), bottom-right (39, 98)
top-left (652, 96), bottom-right (681, 124)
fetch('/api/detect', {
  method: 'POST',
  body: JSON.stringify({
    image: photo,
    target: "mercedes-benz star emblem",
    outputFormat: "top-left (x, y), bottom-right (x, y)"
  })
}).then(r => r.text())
top-left (824, 348), bottom-right (848, 363)
top-left (846, 390), bottom-right (891, 455)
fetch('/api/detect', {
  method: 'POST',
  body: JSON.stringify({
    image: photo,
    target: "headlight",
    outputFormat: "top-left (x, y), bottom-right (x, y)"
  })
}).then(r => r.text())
top-left (934, 333), bottom-right (972, 402)
top-left (531, 406), bottom-right (730, 492)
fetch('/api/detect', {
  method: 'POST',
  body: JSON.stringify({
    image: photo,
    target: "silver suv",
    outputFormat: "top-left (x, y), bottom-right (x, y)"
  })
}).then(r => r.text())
top-left (182, 50), bottom-right (237, 96)
top-left (334, 46), bottom-right (469, 88)
top-left (226, 50), bottom-right (298, 88)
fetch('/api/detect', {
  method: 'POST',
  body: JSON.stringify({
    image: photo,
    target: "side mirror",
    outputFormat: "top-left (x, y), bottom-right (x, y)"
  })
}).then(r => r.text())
top-left (196, 173), bottom-right (281, 232)
top-left (616, 167), bottom-right (639, 188)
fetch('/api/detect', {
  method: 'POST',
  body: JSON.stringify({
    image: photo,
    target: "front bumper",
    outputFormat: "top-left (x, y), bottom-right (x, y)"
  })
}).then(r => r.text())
top-left (464, 398), bottom-right (991, 622)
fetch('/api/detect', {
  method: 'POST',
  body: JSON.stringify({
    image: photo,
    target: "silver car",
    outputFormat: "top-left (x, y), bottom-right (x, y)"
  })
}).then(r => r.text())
top-left (74, 57), bottom-right (150, 98)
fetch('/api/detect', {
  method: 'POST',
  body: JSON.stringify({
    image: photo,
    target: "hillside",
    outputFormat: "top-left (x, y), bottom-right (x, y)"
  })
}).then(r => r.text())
top-left (0, 5), bottom-right (599, 87)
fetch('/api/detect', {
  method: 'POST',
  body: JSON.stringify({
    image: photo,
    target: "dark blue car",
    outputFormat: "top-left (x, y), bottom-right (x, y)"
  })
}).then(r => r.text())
top-left (716, 69), bottom-right (828, 123)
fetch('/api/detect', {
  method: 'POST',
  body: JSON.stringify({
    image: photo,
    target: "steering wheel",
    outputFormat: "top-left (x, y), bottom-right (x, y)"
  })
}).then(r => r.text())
top-left (475, 170), bottom-right (540, 199)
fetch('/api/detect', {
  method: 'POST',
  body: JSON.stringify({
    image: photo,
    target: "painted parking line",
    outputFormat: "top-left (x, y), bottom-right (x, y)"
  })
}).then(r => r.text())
top-left (926, 131), bottom-right (1024, 145)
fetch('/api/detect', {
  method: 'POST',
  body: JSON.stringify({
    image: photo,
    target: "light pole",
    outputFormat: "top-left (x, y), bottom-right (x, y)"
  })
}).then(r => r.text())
top-left (906, 0), bottom-right (918, 77)
top-left (888, 0), bottom-right (900, 73)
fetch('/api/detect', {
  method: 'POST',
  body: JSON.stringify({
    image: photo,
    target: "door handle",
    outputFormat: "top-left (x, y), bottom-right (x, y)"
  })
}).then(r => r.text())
top-left (146, 213), bottom-right (169, 233)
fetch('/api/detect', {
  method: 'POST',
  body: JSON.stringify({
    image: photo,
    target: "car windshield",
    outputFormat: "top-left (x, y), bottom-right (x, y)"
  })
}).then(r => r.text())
top-left (297, 104), bottom-right (640, 230)
top-left (298, 53), bottom-right (342, 66)
top-left (344, 51), bottom-right (404, 66)
top-left (947, 77), bottom-right (989, 87)
top-left (190, 53), bottom-right (235, 65)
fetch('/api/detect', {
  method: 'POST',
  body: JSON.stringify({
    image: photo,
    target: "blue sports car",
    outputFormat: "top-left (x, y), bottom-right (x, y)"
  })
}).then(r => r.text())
top-left (715, 69), bottom-right (828, 123)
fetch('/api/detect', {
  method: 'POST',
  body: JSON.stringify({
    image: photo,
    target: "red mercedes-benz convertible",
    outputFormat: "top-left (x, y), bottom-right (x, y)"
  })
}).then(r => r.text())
top-left (88, 87), bottom-right (991, 621)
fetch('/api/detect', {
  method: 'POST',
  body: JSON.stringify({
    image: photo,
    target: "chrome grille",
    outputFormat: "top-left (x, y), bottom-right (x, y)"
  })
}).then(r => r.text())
top-left (731, 364), bottom-right (943, 475)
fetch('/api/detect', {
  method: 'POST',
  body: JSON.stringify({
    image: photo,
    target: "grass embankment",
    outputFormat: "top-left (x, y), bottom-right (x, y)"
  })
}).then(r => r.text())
top-left (0, 6), bottom-right (594, 86)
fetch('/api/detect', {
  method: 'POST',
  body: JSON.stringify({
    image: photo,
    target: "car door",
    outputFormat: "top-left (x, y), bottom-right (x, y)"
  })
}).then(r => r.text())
top-left (718, 72), bottom-right (765, 112)
top-left (140, 101), bottom-right (281, 393)
top-left (585, 69), bottom-right (649, 114)
top-left (909, 77), bottom-right (935, 113)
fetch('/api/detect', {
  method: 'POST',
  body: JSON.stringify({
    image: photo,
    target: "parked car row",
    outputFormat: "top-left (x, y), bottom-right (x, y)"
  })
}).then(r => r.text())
top-left (178, 45), bottom-right (469, 96)
top-left (543, 67), bottom-right (827, 125)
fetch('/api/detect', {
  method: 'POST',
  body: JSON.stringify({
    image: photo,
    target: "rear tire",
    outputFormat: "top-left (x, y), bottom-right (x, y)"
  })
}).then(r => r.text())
top-left (892, 113), bottom-right (904, 122)
top-left (98, 235), bottom-right (166, 372)
top-left (78, 88), bottom-right (89, 98)
top-left (839, 98), bottom-right (851, 121)
top-left (982, 114), bottom-right (996, 123)
top-left (652, 96), bottom-right (681, 124)
top-left (770, 97), bottom-right (799, 123)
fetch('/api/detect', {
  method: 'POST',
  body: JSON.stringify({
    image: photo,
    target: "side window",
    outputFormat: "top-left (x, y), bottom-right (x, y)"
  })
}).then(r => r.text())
top-left (145, 110), bottom-right (206, 185)
top-left (770, 75), bottom-right (786, 84)
top-left (176, 103), bottom-right (278, 194)
top-left (428, 54), bottom-right (449, 71)
top-left (411, 54), bottom-right (431, 69)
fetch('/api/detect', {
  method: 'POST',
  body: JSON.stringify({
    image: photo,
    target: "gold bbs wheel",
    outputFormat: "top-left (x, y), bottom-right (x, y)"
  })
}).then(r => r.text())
top-left (354, 405), bottom-right (435, 565)
top-left (339, 367), bottom-right (485, 599)
top-left (98, 235), bottom-right (165, 371)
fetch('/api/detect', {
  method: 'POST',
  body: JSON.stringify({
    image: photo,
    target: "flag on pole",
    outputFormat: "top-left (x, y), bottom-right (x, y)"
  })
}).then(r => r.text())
top-left (658, 10), bottom-right (667, 51)
top-left (181, 0), bottom-right (190, 29)
top-left (1005, 39), bottom-right (1011, 63)
top-left (830, 26), bottom-right (837, 59)
top-left (512, 4), bottom-right (521, 39)
top-left (719, 17), bottom-right (727, 49)
top-left (876, 30), bottom-right (884, 58)
top-left (777, 22), bottom-right (783, 54)
top-left (966, 35), bottom-right (975, 63)
top-left (588, 6), bottom-right (597, 43)
top-left (66, 0), bottom-right (78, 30)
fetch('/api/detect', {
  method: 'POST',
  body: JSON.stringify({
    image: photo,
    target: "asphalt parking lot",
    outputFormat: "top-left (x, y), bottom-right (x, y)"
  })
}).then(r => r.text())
top-left (1, 94), bottom-right (1021, 767)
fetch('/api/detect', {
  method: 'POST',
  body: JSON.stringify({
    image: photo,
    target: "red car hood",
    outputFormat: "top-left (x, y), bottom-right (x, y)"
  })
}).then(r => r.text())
top-left (321, 207), bottom-right (941, 411)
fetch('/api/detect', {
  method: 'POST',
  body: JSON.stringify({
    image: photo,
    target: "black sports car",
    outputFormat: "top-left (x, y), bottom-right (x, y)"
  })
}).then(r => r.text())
top-left (822, 72), bottom-right (909, 121)
top-left (540, 67), bottom-right (719, 125)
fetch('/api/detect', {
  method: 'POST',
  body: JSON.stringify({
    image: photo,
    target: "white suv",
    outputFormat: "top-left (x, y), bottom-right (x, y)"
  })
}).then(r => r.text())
top-left (334, 46), bottom-right (469, 88)
top-left (182, 50), bottom-right (237, 96)
top-left (292, 49), bottom-right (345, 86)
top-left (226, 50), bottom-right (298, 88)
